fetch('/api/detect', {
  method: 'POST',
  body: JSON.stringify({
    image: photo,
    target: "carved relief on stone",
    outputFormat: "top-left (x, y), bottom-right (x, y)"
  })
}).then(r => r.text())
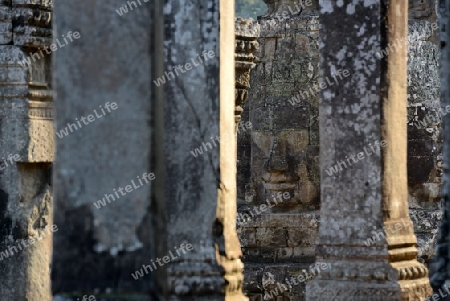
top-left (409, 0), bottom-right (434, 19)
top-left (244, 16), bottom-right (320, 208)
top-left (261, 0), bottom-right (318, 17)
top-left (235, 18), bottom-right (259, 127)
top-left (0, 5), bottom-right (12, 44)
top-left (12, 0), bottom-right (53, 47)
top-left (250, 127), bottom-right (318, 207)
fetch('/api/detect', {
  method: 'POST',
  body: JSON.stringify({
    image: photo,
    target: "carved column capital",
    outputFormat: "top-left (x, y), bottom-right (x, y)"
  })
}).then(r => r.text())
top-left (234, 18), bottom-right (259, 128)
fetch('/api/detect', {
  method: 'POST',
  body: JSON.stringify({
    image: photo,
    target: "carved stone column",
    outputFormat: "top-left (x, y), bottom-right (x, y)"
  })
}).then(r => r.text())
top-left (160, 1), bottom-right (248, 300)
top-left (0, 1), bottom-right (53, 300)
top-left (235, 18), bottom-right (259, 128)
top-left (306, 0), bottom-right (432, 299)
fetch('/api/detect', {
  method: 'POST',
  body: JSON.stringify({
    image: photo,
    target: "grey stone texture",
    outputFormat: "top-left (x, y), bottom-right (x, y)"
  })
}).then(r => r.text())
top-left (53, 0), bottom-right (247, 300)
top-left (236, 4), bottom-right (444, 299)
top-left (407, 0), bottom-right (442, 264)
top-left (52, 0), bottom-right (154, 299)
top-left (429, 0), bottom-right (450, 299)
top-left (305, 0), bottom-right (432, 299)
top-left (0, 0), bottom-right (54, 300)
top-left (236, 0), bottom-right (321, 299)
top-left (235, 17), bottom-right (259, 127)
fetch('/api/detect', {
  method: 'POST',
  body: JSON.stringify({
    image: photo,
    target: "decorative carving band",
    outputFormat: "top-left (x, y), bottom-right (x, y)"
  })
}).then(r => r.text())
top-left (167, 262), bottom-right (224, 296)
top-left (13, 0), bottom-right (53, 47)
top-left (234, 18), bottom-right (259, 127)
top-left (28, 100), bottom-right (53, 120)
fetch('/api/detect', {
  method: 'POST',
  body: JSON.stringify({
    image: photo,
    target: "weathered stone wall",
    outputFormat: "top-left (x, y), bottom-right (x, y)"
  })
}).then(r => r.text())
top-left (52, 1), bottom-right (155, 299)
top-left (306, 0), bottom-right (432, 298)
top-left (53, 1), bottom-right (247, 300)
top-left (236, 0), bottom-right (444, 299)
top-left (236, 1), bottom-right (321, 299)
top-left (0, 1), bottom-right (54, 300)
top-left (407, 0), bottom-right (443, 264)
top-left (429, 0), bottom-right (450, 296)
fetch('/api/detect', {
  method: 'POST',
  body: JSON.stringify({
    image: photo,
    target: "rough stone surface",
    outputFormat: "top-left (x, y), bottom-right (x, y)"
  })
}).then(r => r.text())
top-left (0, 1), bottom-right (54, 300)
top-left (236, 0), bottom-right (320, 298)
top-left (235, 17), bottom-right (259, 127)
top-left (305, 0), bottom-right (432, 299)
top-left (236, 6), bottom-right (444, 299)
top-left (52, 1), bottom-right (154, 299)
top-left (406, 0), bottom-right (442, 265)
top-left (161, 1), bottom-right (248, 300)
top-left (429, 0), bottom-right (450, 298)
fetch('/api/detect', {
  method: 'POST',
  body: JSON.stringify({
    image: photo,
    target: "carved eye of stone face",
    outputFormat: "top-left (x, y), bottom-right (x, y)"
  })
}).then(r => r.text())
top-left (251, 130), bottom-right (309, 157)
top-left (251, 131), bottom-right (273, 157)
top-left (283, 130), bottom-right (309, 154)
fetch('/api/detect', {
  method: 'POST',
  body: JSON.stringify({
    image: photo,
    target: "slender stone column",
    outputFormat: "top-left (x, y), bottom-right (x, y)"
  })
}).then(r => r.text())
top-left (306, 0), bottom-right (432, 299)
top-left (160, 0), bottom-right (247, 300)
top-left (0, 1), bottom-right (53, 300)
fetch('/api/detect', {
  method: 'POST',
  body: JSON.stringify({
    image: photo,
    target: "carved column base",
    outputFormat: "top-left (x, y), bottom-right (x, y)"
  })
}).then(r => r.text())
top-left (167, 259), bottom-right (248, 301)
top-left (306, 260), bottom-right (432, 300)
top-left (167, 262), bottom-right (224, 298)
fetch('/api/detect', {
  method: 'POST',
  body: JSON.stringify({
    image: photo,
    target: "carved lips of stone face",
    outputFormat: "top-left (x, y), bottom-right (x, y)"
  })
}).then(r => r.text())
top-left (251, 129), bottom-right (318, 206)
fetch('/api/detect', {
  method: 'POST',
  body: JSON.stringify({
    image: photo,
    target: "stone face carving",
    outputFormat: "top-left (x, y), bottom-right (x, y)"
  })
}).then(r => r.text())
top-left (243, 13), bottom-right (320, 209)
top-left (236, 1), bottom-right (320, 298)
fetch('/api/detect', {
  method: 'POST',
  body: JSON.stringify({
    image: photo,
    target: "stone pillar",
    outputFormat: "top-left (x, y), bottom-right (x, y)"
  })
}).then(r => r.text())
top-left (429, 0), bottom-right (450, 298)
top-left (0, 1), bottom-right (54, 300)
top-left (306, 0), bottom-right (432, 299)
top-left (234, 18), bottom-right (259, 128)
top-left (160, 0), bottom-right (247, 300)
top-left (52, 1), bottom-right (154, 300)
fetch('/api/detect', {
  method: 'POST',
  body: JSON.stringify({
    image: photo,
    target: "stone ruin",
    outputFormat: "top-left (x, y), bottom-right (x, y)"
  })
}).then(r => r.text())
top-left (0, 0), bottom-right (449, 300)
top-left (236, 0), bottom-right (442, 298)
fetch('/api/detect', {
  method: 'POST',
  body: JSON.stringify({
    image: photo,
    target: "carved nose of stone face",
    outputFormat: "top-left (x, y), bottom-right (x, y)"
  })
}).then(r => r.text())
top-left (266, 138), bottom-right (288, 172)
